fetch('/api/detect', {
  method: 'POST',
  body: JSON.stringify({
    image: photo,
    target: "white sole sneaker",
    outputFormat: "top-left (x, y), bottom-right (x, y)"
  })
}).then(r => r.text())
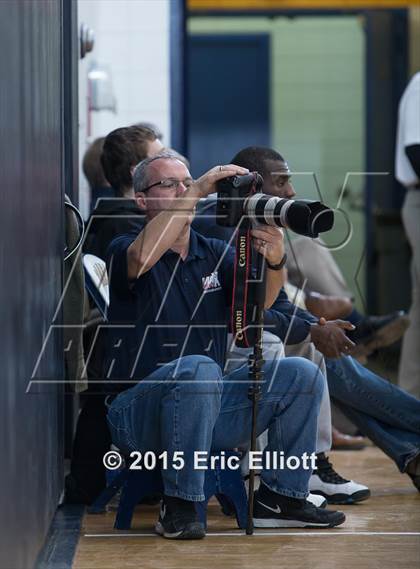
top-left (253, 518), bottom-right (333, 528)
top-left (309, 474), bottom-right (370, 504)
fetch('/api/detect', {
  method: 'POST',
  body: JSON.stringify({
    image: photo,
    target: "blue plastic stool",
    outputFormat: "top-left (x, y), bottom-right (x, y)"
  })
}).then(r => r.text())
top-left (88, 451), bottom-right (248, 530)
top-left (197, 452), bottom-right (248, 530)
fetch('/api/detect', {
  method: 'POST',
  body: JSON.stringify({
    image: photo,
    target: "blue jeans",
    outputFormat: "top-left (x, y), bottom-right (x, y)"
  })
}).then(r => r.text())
top-left (107, 354), bottom-right (324, 501)
top-left (326, 356), bottom-right (420, 472)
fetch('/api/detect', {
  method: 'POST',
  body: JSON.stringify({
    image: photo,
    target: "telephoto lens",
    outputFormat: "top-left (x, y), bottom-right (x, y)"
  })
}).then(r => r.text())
top-left (244, 194), bottom-right (334, 238)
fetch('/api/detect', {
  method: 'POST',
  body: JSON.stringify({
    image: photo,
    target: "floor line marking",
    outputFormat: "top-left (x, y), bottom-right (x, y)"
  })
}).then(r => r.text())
top-left (84, 531), bottom-right (420, 538)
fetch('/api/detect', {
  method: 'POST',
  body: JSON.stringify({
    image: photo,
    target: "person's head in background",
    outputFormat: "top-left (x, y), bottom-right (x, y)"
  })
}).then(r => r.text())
top-left (83, 137), bottom-right (110, 190)
top-left (131, 121), bottom-right (190, 168)
top-left (133, 121), bottom-right (164, 142)
top-left (82, 137), bottom-right (114, 210)
top-left (101, 125), bottom-right (164, 198)
top-left (231, 146), bottom-right (296, 199)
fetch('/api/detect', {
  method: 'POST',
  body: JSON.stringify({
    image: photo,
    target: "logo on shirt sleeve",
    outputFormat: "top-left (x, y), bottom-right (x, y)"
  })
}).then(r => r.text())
top-left (202, 271), bottom-right (221, 292)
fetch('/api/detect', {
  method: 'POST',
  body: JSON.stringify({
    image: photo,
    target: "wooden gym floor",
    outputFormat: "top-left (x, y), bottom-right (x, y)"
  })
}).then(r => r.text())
top-left (73, 446), bottom-right (420, 569)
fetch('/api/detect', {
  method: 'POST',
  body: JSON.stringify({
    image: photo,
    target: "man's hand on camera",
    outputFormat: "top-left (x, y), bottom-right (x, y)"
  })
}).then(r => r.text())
top-left (310, 317), bottom-right (356, 359)
top-left (251, 226), bottom-right (285, 266)
top-left (193, 164), bottom-right (249, 199)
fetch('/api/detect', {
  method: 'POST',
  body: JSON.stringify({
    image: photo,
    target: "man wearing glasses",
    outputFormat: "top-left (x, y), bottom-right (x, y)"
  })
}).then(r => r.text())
top-left (103, 152), bottom-right (346, 540)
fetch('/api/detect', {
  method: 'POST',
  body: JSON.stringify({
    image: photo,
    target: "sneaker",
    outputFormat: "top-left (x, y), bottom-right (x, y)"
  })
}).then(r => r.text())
top-left (307, 493), bottom-right (327, 508)
top-left (155, 496), bottom-right (205, 540)
top-left (309, 453), bottom-right (370, 504)
top-left (253, 483), bottom-right (345, 528)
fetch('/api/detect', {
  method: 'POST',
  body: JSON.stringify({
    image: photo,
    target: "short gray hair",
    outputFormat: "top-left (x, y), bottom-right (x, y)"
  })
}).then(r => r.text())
top-left (132, 152), bottom-right (185, 194)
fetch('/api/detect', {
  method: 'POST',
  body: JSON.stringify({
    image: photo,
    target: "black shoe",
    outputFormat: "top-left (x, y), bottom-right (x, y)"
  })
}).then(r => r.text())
top-left (64, 473), bottom-right (102, 505)
top-left (139, 493), bottom-right (162, 506)
top-left (406, 453), bottom-right (420, 492)
top-left (155, 496), bottom-right (205, 539)
top-left (253, 483), bottom-right (345, 528)
top-left (309, 453), bottom-right (370, 505)
top-left (349, 311), bottom-right (409, 354)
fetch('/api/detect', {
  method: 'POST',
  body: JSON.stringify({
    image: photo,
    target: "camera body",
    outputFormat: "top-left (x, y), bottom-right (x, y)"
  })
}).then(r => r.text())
top-left (216, 172), bottom-right (334, 238)
top-left (216, 173), bottom-right (263, 227)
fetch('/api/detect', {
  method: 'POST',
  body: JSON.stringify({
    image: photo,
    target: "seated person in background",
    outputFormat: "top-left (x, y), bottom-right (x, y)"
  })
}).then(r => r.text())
top-left (84, 124), bottom-right (188, 261)
top-left (133, 120), bottom-right (164, 141)
top-left (84, 124), bottom-right (163, 260)
top-left (194, 146), bottom-right (409, 360)
top-left (285, 238), bottom-right (409, 360)
top-left (82, 137), bottom-right (115, 212)
top-left (103, 152), bottom-right (346, 539)
top-left (193, 146), bottom-right (420, 498)
top-left (270, 152), bottom-right (408, 359)
top-left (283, 278), bottom-right (366, 450)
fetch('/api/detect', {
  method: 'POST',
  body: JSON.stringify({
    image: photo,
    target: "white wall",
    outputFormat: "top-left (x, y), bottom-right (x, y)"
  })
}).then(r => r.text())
top-left (78, 0), bottom-right (171, 216)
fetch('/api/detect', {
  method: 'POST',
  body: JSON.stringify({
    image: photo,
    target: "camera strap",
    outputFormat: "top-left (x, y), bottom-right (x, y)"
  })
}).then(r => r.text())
top-left (231, 220), bottom-right (257, 348)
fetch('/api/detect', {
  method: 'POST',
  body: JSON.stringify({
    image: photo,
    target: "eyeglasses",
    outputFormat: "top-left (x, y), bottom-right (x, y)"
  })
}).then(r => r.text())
top-left (141, 177), bottom-right (194, 193)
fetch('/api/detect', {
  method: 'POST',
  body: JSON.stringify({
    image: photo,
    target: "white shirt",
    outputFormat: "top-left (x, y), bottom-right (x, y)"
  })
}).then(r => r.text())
top-left (395, 72), bottom-right (420, 187)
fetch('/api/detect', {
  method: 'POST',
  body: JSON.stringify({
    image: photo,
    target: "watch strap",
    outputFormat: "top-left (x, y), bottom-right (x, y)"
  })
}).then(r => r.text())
top-left (266, 253), bottom-right (287, 271)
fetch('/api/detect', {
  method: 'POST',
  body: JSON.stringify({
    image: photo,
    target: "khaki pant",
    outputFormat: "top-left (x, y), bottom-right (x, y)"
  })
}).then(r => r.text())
top-left (285, 336), bottom-right (331, 453)
top-left (399, 190), bottom-right (420, 398)
top-left (225, 332), bottom-right (332, 460)
top-left (285, 237), bottom-right (352, 298)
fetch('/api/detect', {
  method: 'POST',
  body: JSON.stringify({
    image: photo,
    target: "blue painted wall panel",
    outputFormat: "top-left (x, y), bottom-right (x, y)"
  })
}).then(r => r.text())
top-left (187, 34), bottom-right (270, 177)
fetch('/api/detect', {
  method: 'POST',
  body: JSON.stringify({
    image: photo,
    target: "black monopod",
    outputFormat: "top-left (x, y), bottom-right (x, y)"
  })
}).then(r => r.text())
top-left (245, 249), bottom-right (266, 535)
top-left (231, 220), bottom-right (267, 535)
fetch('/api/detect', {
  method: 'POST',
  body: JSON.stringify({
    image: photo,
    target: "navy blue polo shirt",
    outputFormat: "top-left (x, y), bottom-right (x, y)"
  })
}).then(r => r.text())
top-left (104, 229), bottom-right (235, 393)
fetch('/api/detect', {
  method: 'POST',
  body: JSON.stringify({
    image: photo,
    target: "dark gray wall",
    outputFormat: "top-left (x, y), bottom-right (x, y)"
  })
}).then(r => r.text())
top-left (0, 1), bottom-right (65, 568)
top-left (365, 10), bottom-right (409, 314)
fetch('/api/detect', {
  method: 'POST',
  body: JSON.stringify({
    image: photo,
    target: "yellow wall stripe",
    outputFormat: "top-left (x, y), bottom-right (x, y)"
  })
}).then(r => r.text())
top-left (189, 0), bottom-right (416, 11)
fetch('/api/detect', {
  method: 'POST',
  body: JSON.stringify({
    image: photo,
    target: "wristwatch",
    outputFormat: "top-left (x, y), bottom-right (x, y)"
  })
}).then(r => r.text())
top-left (266, 253), bottom-right (287, 271)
